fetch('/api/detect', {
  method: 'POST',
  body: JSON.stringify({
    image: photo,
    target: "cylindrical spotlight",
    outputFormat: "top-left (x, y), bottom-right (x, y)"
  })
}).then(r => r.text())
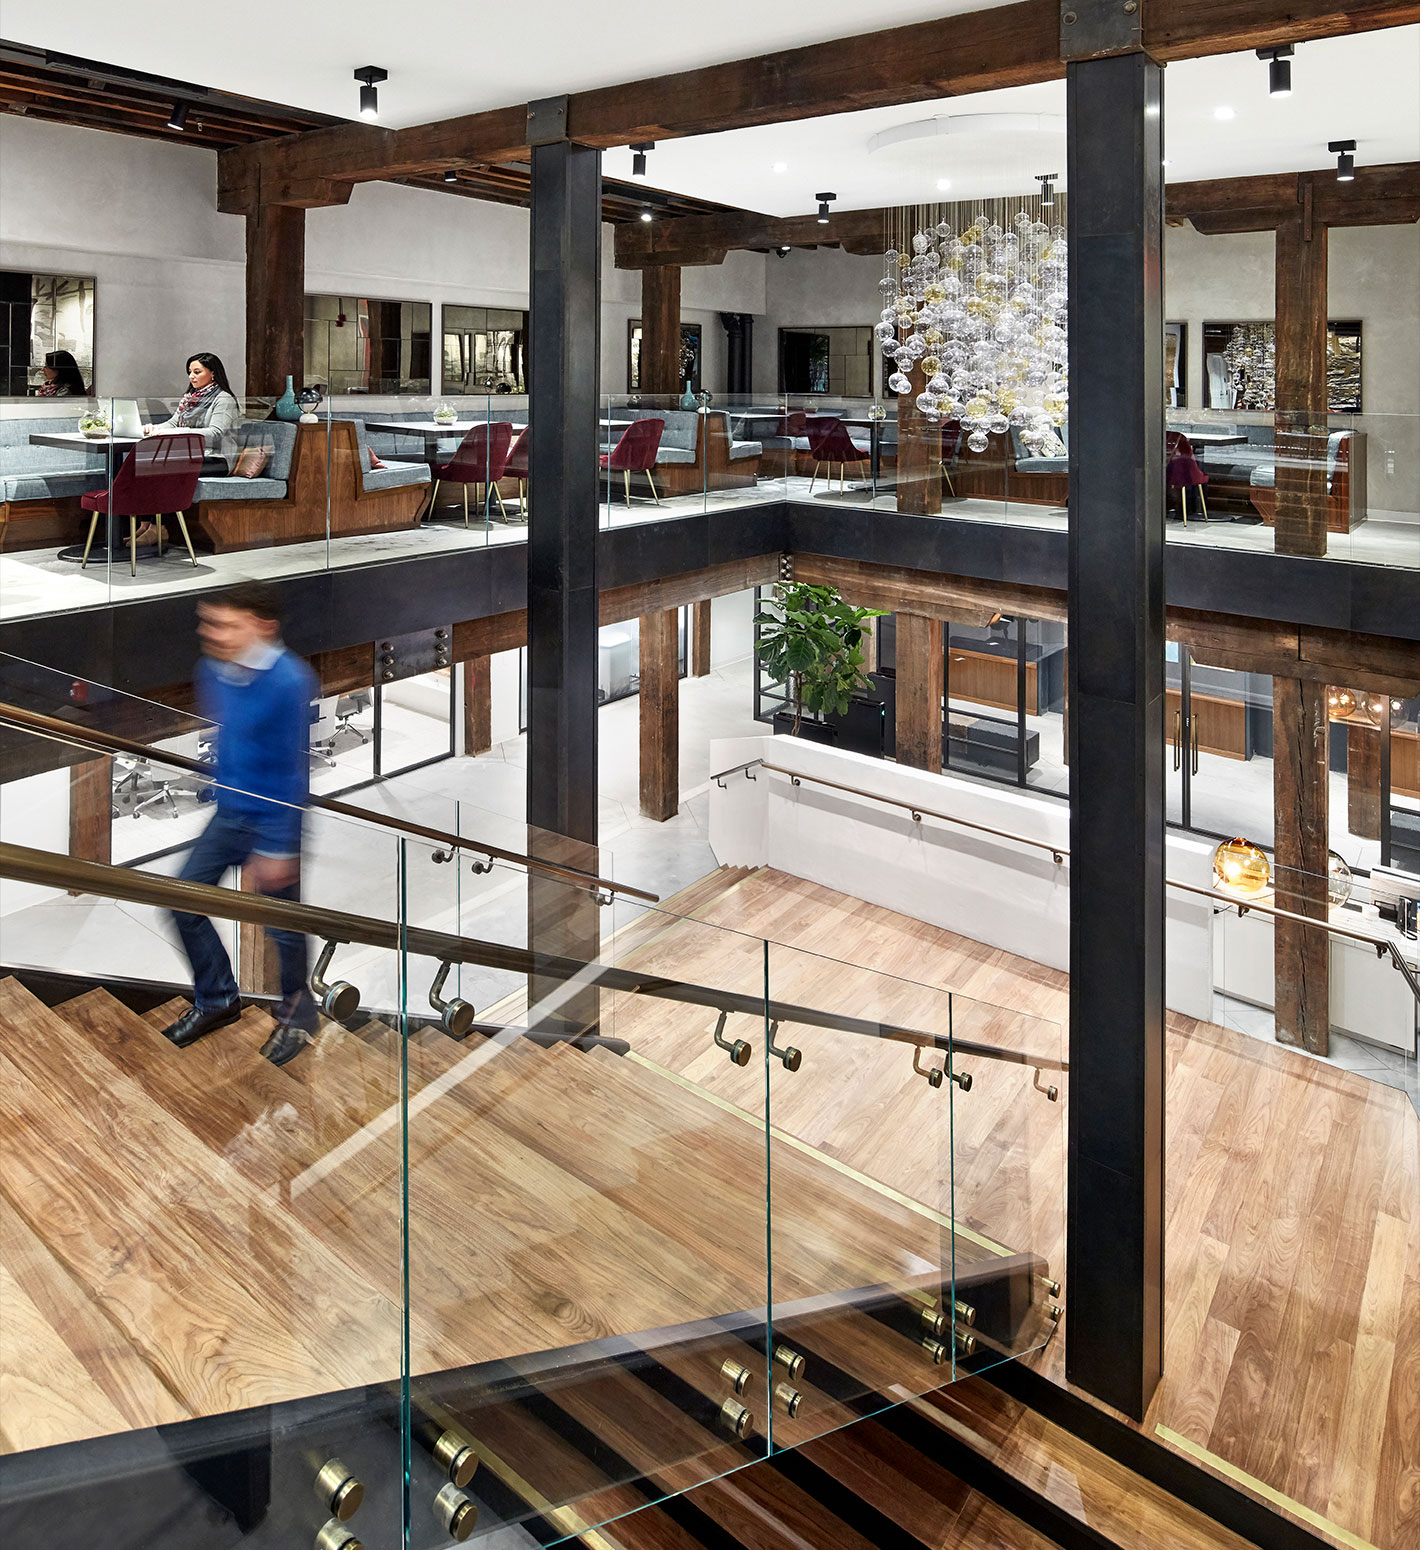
top-left (639, 204), bottom-right (653, 223)
top-left (167, 101), bottom-right (189, 132)
top-left (632, 150), bottom-right (647, 177)
top-left (1269, 55), bottom-right (1291, 96)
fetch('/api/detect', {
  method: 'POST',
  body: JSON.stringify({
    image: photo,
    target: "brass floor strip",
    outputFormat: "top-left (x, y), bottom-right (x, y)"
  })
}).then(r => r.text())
top-left (1155, 1425), bottom-right (1378, 1550)
top-left (466, 1436), bottom-right (623, 1550)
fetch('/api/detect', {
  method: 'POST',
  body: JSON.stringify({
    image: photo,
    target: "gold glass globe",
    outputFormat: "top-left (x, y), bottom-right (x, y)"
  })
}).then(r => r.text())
top-left (1213, 837), bottom-right (1271, 896)
top-left (1327, 851), bottom-right (1353, 908)
top-left (1327, 687), bottom-right (1357, 719)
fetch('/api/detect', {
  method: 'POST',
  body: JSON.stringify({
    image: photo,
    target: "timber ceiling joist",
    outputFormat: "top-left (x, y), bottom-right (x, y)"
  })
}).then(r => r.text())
top-left (0, 42), bottom-right (734, 224)
top-left (213, 0), bottom-right (1420, 212)
top-left (612, 162), bottom-right (1420, 266)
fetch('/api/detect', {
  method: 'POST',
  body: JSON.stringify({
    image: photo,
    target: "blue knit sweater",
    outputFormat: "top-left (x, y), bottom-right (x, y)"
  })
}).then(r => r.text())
top-left (195, 644), bottom-right (317, 856)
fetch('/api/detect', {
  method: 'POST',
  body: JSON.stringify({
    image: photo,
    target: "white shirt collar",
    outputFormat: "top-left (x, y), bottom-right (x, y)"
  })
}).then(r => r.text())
top-left (234, 640), bottom-right (283, 671)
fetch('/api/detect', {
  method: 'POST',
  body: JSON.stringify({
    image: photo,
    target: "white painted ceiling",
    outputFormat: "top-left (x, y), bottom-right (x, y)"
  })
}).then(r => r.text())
top-left (2, 4), bottom-right (1416, 217)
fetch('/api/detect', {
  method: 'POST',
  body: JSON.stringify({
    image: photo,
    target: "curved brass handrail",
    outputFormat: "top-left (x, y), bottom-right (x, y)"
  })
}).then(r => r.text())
top-left (0, 840), bottom-right (1067, 1073)
top-left (0, 700), bottom-right (658, 904)
top-left (712, 757), bottom-right (1420, 1005)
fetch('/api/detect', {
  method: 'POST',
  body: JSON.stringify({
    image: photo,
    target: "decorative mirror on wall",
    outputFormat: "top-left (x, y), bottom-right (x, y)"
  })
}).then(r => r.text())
top-left (627, 321), bottom-right (702, 393)
top-left (1165, 321), bottom-right (1187, 407)
top-left (778, 326), bottom-right (873, 396)
top-left (1202, 319), bottom-right (1362, 412)
top-left (1, 270), bottom-right (96, 396)
top-left (304, 294), bottom-right (433, 394)
top-left (442, 306), bottom-right (528, 394)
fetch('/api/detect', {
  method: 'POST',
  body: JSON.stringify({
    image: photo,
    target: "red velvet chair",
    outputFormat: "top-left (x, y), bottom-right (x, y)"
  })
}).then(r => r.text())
top-left (432, 420), bottom-right (513, 525)
top-left (1166, 430), bottom-right (1209, 522)
top-left (80, 433), bottom-right (204, 575)
top-left (806, 416), bottom-right (869, 493)
top-left (504, 426), bottom-right (530, 520)
top-left (601, 417), bottom-right (664, 505)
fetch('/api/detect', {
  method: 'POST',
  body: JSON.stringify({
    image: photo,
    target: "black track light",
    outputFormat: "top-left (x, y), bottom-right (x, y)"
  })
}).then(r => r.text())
top-left (1035, 173), bottom-right (1056, 209)
top-left (444, 169), bottom-right (457, 183)
top-left (1330, 139), bottom-right (1356, 182)
top-left (775, 244), bottom-right (792, 257)
top-left (166, 100), bottom-right (189, 132)
top-left (639, 204), bottom-right (654, 223)
top-left (1256, 45), bottom-right (1293, 98)
top-left (354, 65), bottom-right (387, 121)
top-left (815, 191), bottom-right (835, 225)
top-left (631, 141), bottom-right (655, 177)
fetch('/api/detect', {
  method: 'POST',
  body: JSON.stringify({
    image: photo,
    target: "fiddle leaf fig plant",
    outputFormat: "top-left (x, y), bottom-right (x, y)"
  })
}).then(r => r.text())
top-left (754, 582), bottom-right (885, 734)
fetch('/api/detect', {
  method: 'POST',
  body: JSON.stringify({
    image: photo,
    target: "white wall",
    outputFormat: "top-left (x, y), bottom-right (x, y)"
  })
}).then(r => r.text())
top-left (0, 118), bottom-right (246, 397)
top-left (0, 769), bottom-right (69, 918)
top-left (755, 245), bottom-right (884, 398)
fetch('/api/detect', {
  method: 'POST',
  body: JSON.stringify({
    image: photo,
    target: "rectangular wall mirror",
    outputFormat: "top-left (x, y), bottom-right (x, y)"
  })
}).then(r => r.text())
top-left (778, 326), bottom-right (873, 396)
top-left (1202, 318), bottom-right (1362, 411)
top-left (1165, 321), bottom-right (1187, 407)
top-left (441, 306), bottom-right (529, 395)
top-left (304, 294), bottom-right (433, 394)
top-left (627, 321), bottom-right (702, 393)
top-left (1, 270), bottom-right (96, 396)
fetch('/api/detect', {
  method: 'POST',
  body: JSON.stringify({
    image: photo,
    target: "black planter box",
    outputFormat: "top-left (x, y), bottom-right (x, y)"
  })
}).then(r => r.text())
top-left (772, 710), bottom-right (838, 746)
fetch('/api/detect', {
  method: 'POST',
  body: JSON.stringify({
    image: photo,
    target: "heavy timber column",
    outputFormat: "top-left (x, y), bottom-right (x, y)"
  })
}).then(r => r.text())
top-left (641, 265), bottom-right (682, 395)
top-left (895, 613), bottom-right (943, 772)
top-left (1273, 678), bottom-right (1331, 1053)
top-left (692, 600), bottom-right (712, 677)
top-left (896, 359), bottom-right (942, 515)
top-left (1274, 212), bottom-right (1330, 559)
top-left (244, 204), bottom-right (305, 397)
top-left (639, 609), bottom-right (680, 821)
top-left (527, 99), bottom-right (602, 1023)
top-left (1064, 29), bottom-right (1166, 1422)
top-left (463, 657), bottom-right (492, 756)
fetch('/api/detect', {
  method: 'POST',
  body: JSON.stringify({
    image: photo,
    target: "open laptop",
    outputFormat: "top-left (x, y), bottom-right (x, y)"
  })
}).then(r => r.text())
top-left (110, 399), bottom-right (144, 438)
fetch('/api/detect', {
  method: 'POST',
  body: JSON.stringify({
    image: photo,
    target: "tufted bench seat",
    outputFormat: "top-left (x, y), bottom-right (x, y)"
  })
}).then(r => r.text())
top-left (0, 415), bottom-right (109, 551)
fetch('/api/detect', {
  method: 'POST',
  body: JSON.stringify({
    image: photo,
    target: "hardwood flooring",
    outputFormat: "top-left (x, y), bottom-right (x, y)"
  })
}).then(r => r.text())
top-left (1, 862), bottom-right (1415, 1550)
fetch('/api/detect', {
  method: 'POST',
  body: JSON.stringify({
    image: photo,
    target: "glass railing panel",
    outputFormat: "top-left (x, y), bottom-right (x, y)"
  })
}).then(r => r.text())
top-left (0, 702), bottom-right (410, 1548)
top-left (394, 858), bottom-right (773, 1539)
top-left (599, 392), bottom-right (691, 529)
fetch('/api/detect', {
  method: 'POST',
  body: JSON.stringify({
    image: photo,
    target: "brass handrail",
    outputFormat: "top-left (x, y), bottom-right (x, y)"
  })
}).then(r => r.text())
top-left (0, 700), bottom-right (658, 904)
top-left (0, 841), bottom-right (1067, 1072)
top-left (713, 757), bottom-right (1420, 1005)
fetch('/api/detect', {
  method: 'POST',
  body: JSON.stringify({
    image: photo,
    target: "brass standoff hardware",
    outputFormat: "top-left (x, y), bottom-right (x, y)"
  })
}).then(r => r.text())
top-left (429, 961), bottom-right (476, 1039)
top-left (434, 1483), bottom-right (480, 1541)
top-left (920, 1304), bottom-right (947, 1339)
top-left (311, 940), bottom-right (360, 1022)
top-left (721, 1358), bottom-right (752, 1395)
top-left (314, 1521), bottom-right (362, 1550)
top-left (1034, 1068), bottom-right (1060, 1102)
top-left (955, 1328), bottom-right (978, 1357)
top-left (774, 1382), bottom-right (803, 1419)
top-left (313, 1457), bottom-right (363, 1521)
top-left (773, 1344), bottom-right (805, 1381)
top-left (1035, 1275), bottom-right (1061, 1298)
top-left (1048, 1303), bottom-right (1064, 1322)
top-left (712, 1010), bottom-right (752, 1067)
top-left (767, 1020), bottom-right (802, 1072)
top-left (718, 1397), bottom-right (755, 1439)
top-left (429, 1428), bottom-right (479, 1488)
top-left (954, 1299), bottom-right (977, 1327)
top-left (920, 1335), bottom-right (949, 1365)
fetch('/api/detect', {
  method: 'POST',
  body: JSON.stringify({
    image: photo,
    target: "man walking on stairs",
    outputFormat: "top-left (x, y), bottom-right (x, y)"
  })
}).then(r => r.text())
top-left (161, 580), bottom-right (319, 1067)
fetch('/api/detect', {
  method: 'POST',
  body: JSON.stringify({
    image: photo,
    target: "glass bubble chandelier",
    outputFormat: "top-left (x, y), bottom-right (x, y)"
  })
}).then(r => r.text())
top-left (876, 193), bottom-right (1069, 453)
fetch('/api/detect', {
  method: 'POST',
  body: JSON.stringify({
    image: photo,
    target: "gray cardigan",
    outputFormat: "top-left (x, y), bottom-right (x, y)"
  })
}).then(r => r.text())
top-left (151, 389), bottom-right (241, 471)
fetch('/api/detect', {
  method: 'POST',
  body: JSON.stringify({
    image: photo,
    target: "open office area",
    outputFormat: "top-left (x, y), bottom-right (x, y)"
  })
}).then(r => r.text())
top-left (0, 7), bottom-right (1417, 1550)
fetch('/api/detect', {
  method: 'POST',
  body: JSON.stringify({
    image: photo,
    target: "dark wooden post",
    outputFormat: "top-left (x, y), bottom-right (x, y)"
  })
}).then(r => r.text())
top-left (463, 657), bottom-right (492, 756)
top-left (67, 755), bottom-right (111, 893)
top-left (1346, 721), bottom-right (1382, 839)
top-left (895, 613), bottom-right (943, 773)
top-left (896, 359), bottom-right (942, 516)
top-left (244, 204), bottom-right (306, 398)
top-left (1273, 676), bottom-right (1331, 1054)
top-left (1064, 24), bottom-right (1167, 1422)
top-left (640, 265), bottom-right (682, 395)
top-left (639, 609), bottom-right (680, 821)
top-left (1273, 211), bottom-right (1330, 558)
top-left (526, 98), bottom-right (603, 1026)
top-left (691, 601), bottom-right (712, 677)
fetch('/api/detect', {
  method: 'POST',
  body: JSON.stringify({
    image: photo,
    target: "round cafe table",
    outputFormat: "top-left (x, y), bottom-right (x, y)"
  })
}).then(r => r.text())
top-left (27, 431), bottom-right (166, 567)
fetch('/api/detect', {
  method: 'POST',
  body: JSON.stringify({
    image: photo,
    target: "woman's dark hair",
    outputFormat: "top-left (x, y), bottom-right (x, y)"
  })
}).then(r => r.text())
top-left (43, 350), bottom-right (86, 394)
top-left (185, 351), bottom-right (233, 397)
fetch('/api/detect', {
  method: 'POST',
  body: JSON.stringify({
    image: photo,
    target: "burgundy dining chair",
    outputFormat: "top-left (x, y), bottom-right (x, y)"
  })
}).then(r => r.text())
top-left (503, 426), bottom-right (530, 521)
top-left (1166, 429), bottom-right (1209, 522)
top-left (80, 433), bottom-right (204, 575)
top-left (601, 417), bottom-right (664, 505)
top-left (432, 420), bottom-right (513, 525)
top-left (806, 416), bottom-right (869, 493)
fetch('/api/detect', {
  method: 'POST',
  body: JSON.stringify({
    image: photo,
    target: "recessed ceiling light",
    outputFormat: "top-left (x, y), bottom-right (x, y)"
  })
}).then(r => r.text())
top-left (772, 161), bottom-right (788, 173)
top-left (1213, 105), bottom-right (1235, 121)
top-left (936, 177), bottom-right (952, 192)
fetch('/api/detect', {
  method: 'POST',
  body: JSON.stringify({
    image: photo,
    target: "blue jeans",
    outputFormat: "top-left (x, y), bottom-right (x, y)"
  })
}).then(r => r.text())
top-left (172, 808), bottom-right (310, 1013)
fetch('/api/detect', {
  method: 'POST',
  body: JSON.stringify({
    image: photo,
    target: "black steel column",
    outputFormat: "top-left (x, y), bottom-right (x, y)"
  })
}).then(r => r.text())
top-left (526, 98), bottom-right (602, 1025)
top-left (1064, 24), bottom-right (1166, 1420)
top-left (720, 311), bottom-right (753, 396)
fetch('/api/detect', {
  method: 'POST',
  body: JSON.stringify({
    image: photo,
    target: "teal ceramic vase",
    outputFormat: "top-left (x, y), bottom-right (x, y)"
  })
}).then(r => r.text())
top-left (274, 375), bottom-right (301, 422)
top-left (679, 380), bottom-right (697, 411)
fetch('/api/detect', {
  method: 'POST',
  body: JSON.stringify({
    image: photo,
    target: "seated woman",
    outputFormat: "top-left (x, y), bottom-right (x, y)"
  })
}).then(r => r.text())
top-left (33, 350), bottom-right (87, 397)
top-left (138, 351), bottom-right (242, 546)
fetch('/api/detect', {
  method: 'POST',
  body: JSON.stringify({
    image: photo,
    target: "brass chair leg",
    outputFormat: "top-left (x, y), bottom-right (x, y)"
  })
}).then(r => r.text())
top-left (154, 516), bottom-right (163, 557)
top-left (81, 511), bottom-right (100, 569)
top-left (1198, 485), bottom-right (1208, 519)
top-left (623, 469), bottom-right (631, 506)
top-left (431, 478), bottom-right (440, 514)
top-left (129, 515), bottom-right (137, 577)
top-left (462, 486), bottom-right (470, 528)
top-left (174, 510), bottom-right (197, 565)
top-left (494, 483), bottom-right (509, 521)
top-left (809, 460), bottom-right (820, 493)
top-left (647, 470), bottom-right (661, 505)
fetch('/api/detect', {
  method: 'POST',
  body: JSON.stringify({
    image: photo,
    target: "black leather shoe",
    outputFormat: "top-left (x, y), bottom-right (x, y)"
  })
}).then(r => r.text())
top-left (162, 1001), bottom-right (241, 1048)
top-left (259, 1022), bottom-right (313, 1068)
